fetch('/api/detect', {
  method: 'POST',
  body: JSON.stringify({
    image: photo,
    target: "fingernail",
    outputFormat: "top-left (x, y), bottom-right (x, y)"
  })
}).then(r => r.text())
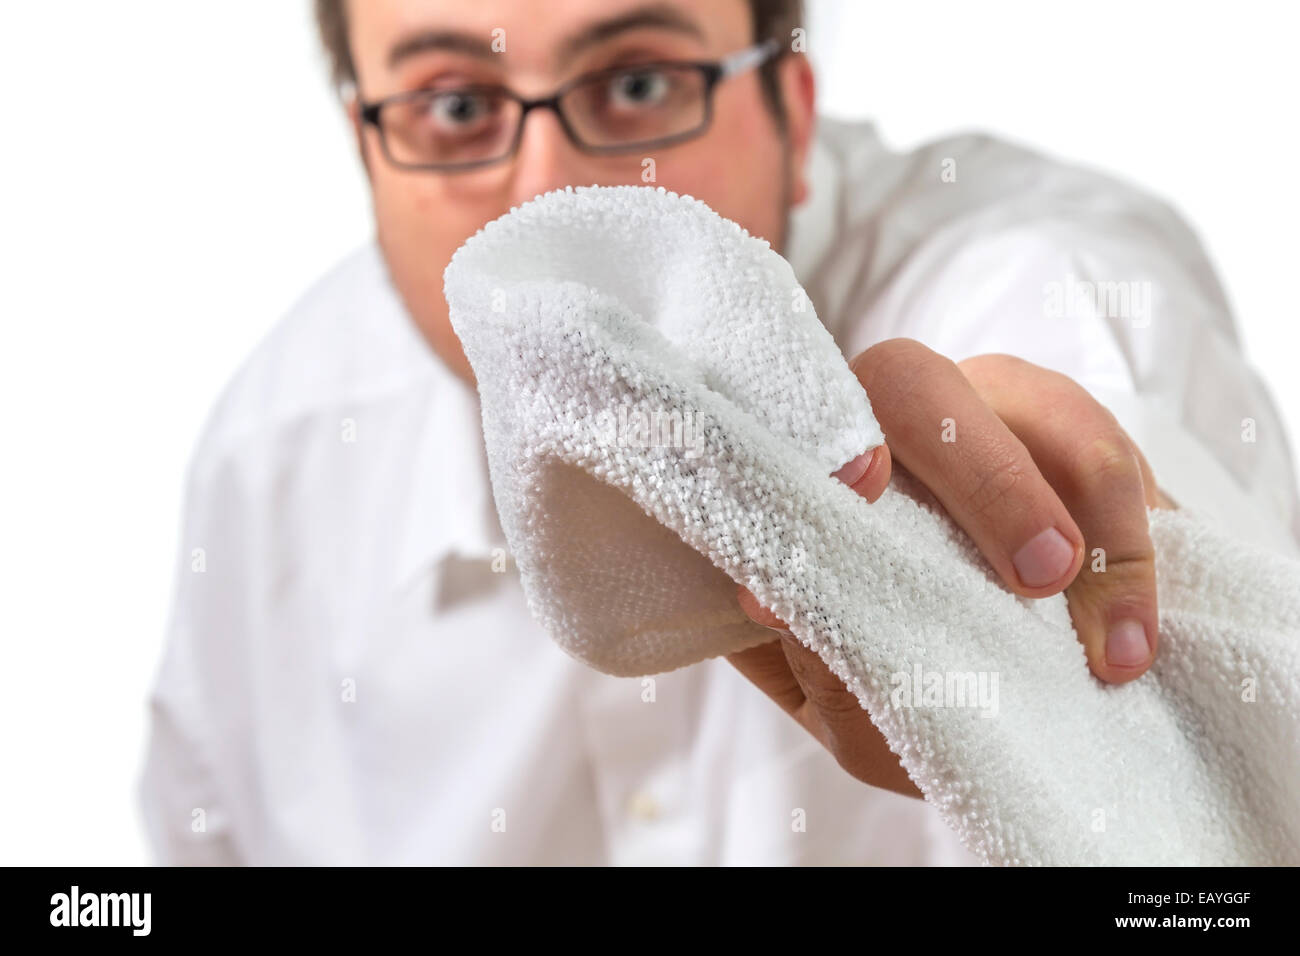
top-left (1011, 527), bottom-right (1075, 587)
top-left (833, 447), bottom-right (876, 488)
top-left (1105, 619), bottom-right (1151, 668)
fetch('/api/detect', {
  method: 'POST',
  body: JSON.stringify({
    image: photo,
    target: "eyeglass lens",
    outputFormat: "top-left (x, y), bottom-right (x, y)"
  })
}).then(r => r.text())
top-left (377, 64), bottom-right (711, 168)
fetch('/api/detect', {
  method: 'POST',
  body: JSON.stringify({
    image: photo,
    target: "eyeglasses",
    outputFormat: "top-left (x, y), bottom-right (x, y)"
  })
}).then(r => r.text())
top-left (357, 39), bottom-right (781, 173)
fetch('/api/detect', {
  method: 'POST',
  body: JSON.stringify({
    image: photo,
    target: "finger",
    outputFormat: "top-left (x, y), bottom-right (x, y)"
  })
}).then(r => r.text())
top-left (777, 633), bottom-right (922, 798)
top-left (959, 355), bottom-right (1158, 684)
top-left (832, 442), bottom-right (893, 503)
top-left (1130, 442), bottom-right (1179, 511)
top-left (851, 339), bottom-right (1084, 597)
top-left (726, 633), bottom-right (920, 798)
top-left (726, 639), bottom-right (807, 713)
top-left (735, 443), bottom-right (892, 629)
top-left (737, 585), bottom-right (788, 630)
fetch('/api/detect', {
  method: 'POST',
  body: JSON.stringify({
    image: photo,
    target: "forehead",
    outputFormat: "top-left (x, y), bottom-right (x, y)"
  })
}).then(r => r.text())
top-left (347, 0), bottom-right (753, 81)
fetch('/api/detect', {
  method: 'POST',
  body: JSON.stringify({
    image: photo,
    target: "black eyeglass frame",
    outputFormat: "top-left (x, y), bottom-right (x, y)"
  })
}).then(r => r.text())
top-left (357, 38), bottom-right (782, 173)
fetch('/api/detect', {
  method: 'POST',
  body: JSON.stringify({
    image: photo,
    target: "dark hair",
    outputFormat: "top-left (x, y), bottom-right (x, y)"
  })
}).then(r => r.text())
top-left (312, 0), bottom-right (803, 124)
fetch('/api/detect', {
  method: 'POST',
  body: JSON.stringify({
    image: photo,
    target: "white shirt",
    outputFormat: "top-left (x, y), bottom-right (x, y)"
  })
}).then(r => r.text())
top-left (138, 117), bottom-right (1299, 866)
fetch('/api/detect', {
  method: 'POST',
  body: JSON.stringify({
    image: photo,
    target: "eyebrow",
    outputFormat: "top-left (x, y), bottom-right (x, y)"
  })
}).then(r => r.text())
top-left (387, 30), bottom-right (494, 67)
top-left (557, 3), bottom-right (707, 61)
top-left (386, 3), bottom-right (707, 71)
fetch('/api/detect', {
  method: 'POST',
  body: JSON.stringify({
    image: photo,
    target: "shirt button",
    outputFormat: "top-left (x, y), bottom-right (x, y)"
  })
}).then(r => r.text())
top-left (627, 791), bottom-right (661, 821)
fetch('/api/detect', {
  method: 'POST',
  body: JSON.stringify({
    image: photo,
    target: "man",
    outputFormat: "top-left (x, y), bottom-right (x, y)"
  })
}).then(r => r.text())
top-left (138, 0), bottom-right (1299, 863)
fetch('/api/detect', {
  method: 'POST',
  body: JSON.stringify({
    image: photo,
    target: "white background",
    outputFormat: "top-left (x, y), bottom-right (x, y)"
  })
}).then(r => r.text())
top-left (1, 0), bottom-right (1296, 865)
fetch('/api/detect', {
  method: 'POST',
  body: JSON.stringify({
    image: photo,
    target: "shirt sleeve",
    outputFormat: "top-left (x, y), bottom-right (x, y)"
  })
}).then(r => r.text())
top-left (838, 207), bottom-right (1300, 559)
top-left (137, 445), bottom-right (245, 866)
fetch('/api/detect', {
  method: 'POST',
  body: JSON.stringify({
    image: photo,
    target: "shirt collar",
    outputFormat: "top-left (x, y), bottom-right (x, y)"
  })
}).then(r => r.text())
top-left (389, 313), bottom-right (507, 596)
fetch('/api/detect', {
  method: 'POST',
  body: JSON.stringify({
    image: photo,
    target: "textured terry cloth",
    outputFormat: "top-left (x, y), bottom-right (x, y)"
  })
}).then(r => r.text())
top-left (444, 184), bottom-right (1300, 866)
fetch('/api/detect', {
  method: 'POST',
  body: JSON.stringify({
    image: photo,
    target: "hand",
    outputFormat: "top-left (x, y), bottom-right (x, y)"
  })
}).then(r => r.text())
top-left (728, 339), bottom-right (1174, 797)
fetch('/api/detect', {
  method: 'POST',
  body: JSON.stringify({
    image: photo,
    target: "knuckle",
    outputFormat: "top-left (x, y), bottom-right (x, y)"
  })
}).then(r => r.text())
top-left (854, 343), bottom-right (960, 434)
top-left (1091, 547), bottom-right (1157, 579)
top-left (963, 452), bottom-right (1029, 519)
top-left (848, 343), bottom-right (886, 382)
top-left (809, 682), bottom-right (868, 725)
top-left (909, 345), bottom-right (960, 382)
top-left (852, 338), bottom-right (941, 390)
top-left (855, 336), bottom-right (923, 367)
top-left (1074, 541), bottom-right (1157, 599)
top-left (959, 352), bottom-right (1027, 377)
top-left (784, 647), bottom-right (861, 718)
top-left (1073, 430), bottom-right (1142, 492)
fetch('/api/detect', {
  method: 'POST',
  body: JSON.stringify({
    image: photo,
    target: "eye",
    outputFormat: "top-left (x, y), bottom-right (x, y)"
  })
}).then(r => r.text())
top-left (606, 69), bottom-right (671, 109)
top-left (427, 90), bottom-right (495, 128)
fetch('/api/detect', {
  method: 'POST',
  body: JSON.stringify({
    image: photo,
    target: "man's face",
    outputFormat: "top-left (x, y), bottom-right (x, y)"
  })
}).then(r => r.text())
top-left (346, 0), bottom-right (815, 381)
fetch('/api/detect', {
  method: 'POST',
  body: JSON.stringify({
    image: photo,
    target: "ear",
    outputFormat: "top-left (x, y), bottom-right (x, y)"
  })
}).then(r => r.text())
top-left (344, 94), bottom-right (373, 179)
top-left (778, 53), bottom-right (817, 206)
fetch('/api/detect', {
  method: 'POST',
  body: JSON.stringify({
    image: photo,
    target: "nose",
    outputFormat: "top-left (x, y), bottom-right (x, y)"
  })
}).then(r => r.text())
top-left (505, 105), bottom-right (596, 206)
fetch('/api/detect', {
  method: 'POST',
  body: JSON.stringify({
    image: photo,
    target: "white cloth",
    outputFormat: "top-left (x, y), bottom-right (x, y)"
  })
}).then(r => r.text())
top-left (445, 183), bottom-right (1300, 865)
top-left (137, 213), bottom-right (971, 867)
top-left (140, 117), bottom-right (1299, 865)
top-left (791, 120), bottom-right (1300, 559)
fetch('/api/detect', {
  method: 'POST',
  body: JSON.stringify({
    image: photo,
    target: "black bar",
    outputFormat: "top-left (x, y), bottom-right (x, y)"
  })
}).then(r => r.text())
top-left (4, 865), bottom-right (1290, 942)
